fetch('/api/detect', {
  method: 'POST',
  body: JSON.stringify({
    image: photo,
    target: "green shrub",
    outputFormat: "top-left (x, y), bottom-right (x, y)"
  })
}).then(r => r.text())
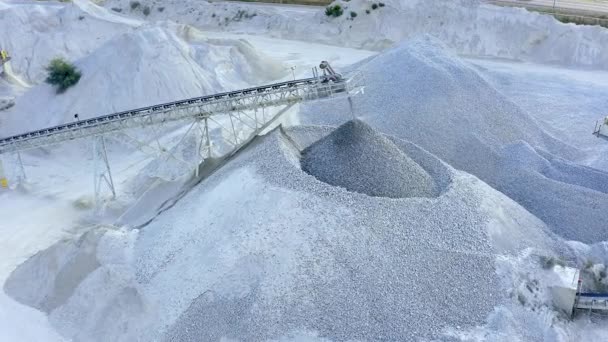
top-left (325, 4), bottom-right (343, 17)
top-left (111, 7), bottom-right (123, 12)
top-left (45, 58), bottom-right (82, 93)
top-left (371, 3), bottom-right (378, 10)
top-left (158, 7), bottom-right (165, 12)
top-left (350, 11), bottom-right (357, 18)
top-left (130, 1), bottom-right (140, 10)
top-left (379, 2), bottom-right (385, 7)
top-left (143, 6), bottom-right (151, 16)
top-left (366, 9), bottom-right (370, 14)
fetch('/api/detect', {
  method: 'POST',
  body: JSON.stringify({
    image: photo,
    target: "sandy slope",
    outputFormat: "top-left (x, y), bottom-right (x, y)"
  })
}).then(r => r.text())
top-left (0, 23), bottom-right (286, 137)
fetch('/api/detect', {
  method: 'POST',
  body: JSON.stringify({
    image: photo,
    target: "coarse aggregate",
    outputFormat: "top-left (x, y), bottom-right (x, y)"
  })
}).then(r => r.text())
top-left (4, 122), bottom-right (558, 341)
top-left (300, 119), bottom-right (437, 199)
top-left (158, 123), bottom-right (556, 341)
top-left (300, 37), bottom-right (608, 243)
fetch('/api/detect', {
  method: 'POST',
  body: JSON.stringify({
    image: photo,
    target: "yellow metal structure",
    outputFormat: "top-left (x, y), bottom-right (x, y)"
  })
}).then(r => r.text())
top-left (0, 159), bottom-right (6, 188)
top-left (0, 50), bottom-right (9, 63)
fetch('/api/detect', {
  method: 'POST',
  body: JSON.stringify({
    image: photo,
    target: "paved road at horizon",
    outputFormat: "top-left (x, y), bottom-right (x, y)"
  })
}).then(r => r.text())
top-left (486, 0), bottom-right (608, 15)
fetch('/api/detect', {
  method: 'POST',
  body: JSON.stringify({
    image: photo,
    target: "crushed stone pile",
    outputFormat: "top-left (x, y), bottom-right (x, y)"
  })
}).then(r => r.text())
top-left (495, 141), bottom-right (608, 243)
top-left (300, 37), bottom-right (608, 242)
top-left (4, 126), bottom-right (559, 341)
top-left (300, 119), bottom-right (436, 198)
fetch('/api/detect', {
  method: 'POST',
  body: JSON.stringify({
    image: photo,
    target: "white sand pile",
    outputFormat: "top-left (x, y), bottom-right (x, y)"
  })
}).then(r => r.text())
top-left (301, 37), bottom-right (608, 243)
top-left (0, 1), bottom-right (138, 84)
top-left (4, 125), bottom-right (559, 341)
top-left (0, 24), bottom-right (285, 137)
top-left (301, 119), bottom-right (436, 198)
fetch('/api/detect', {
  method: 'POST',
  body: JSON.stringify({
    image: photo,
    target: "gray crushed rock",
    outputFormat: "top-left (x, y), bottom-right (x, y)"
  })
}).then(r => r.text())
top-left (159, 124), bottom-right (556, 342)
top-left (4, 124), bottom-right (557, 342)
top-left (300, 37), bottom-right (608, 243)
top-left (495, 141), bottom-right (608, 243)
top-left (300, 119), bottom-right (437, 198)
top-left (5, 38), bottom-right (574, 342)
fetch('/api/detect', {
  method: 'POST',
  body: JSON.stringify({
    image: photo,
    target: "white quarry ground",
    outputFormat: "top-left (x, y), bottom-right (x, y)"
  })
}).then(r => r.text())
top-left (103, 0), bottom-right (608, 68)
top-left (1, 0), bottom-right (608, 341)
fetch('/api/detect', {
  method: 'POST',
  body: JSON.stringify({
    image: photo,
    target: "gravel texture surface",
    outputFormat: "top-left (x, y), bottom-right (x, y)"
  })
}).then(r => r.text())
top-left (4, 124), bottom-right (559, 341)
top-left (300, 119), bottom-right (436, 198)
top-left (495, 141), bottom-right (608, 243)
top-left (3, 38), bottom-right (583, 342)
top-left (156, 125), bottom-right (556, 341)
top-left (300, 37), bottom-right (608, 243)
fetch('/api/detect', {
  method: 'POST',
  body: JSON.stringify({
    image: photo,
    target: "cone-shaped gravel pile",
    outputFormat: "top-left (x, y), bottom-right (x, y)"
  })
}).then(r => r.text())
top-left (300, 119), bottom-right (436, 198)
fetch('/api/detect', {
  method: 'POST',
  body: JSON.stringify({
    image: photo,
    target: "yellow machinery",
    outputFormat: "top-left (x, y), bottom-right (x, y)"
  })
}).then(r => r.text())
top-left (0, 50), bottom-right (10, 65)
top-left (0, 160), bottom-right (7, 189)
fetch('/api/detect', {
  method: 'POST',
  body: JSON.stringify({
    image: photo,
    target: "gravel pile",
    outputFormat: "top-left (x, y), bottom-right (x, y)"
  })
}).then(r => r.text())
top-left (300, 119), bottom-right (436, 198)
top-left (156, 127), bottom-right (556, 341)
top-left (300, 37), bottom-right (580, 180)
top-left (300, 37), bottom-right (608, 242)
top-left (496, 141), bottom-right (608, 243)
top-left (4, 126), bottom-right (558, 341)
top-left (4, 38), bottom-right (581, 342)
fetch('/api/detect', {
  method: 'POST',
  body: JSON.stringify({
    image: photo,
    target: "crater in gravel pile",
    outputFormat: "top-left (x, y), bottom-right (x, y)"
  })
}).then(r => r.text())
top-left (300, 119), bottom-right (437, 198)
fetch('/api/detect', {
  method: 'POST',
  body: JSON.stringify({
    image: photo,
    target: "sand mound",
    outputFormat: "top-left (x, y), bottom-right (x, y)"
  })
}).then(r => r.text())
top-left (300, 119), bottom-right (436, 198)
top-left (1, 24), bottom-right (284, 137)
top-left (0, 2), bottom-right (136, 84)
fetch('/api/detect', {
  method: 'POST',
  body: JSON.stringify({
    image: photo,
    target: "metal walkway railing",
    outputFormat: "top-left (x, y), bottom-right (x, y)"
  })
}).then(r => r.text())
top-left (576, 292), bottom-right (608, 311)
